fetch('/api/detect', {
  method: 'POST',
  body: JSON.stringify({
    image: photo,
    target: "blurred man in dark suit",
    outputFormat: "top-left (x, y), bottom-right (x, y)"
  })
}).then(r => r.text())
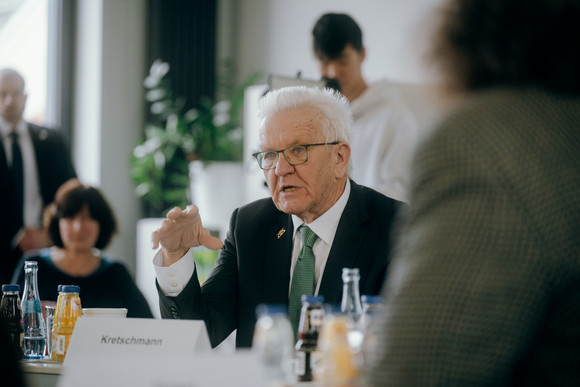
top-left (0, 68), bottom-right (76, 284)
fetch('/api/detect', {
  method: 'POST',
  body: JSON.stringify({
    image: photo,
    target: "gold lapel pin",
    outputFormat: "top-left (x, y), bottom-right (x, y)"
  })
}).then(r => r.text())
top-left (276, 228), bottom-right (286, 239)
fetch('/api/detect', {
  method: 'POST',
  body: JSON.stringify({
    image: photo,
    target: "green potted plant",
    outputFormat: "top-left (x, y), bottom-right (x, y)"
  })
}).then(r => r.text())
top-left (130, 59), bottom-right (257, 217)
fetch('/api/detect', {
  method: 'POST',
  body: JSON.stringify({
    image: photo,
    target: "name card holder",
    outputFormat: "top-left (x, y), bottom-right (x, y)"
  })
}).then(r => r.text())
top-left (64, 317), bottom-right (211, 365)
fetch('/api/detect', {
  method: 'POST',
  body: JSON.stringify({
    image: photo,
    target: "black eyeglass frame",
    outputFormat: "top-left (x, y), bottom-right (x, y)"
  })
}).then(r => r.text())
top-left (252, 141), bottom-right (340, 170)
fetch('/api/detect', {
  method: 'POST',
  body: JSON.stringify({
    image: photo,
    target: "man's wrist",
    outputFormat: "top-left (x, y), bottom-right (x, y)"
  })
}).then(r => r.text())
top-left (161, 247), bottom-right (190, 267)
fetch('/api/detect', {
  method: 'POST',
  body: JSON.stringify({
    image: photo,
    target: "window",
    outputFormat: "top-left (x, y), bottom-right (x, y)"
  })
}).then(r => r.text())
top-left (0, 0), bottom-right (48, 124)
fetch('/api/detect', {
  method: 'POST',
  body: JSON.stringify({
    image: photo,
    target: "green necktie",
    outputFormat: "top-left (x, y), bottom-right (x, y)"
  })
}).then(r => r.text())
top-left (289, 225), bottom-right (318, 340)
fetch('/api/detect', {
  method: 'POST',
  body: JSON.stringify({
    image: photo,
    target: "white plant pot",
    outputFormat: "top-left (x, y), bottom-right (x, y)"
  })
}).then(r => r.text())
top-left (189, 161), bottom-right (245, 237)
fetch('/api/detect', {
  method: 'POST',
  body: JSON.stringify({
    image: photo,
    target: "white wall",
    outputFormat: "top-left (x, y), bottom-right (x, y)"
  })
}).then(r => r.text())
top-left (232, 0), bottom-right (443, 85)
top-left (73, 0), bottom-right (145, 275)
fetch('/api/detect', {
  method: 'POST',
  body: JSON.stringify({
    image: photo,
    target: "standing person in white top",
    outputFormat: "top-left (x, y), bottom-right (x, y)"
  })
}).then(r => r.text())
top-left (312, 13), bottom-right (418, 202)
top-left (0, 68), bottom-right (76, 284)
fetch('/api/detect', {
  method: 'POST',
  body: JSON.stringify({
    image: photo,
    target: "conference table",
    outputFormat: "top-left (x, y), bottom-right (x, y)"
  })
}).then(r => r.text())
top-left (21, 359), bottom-right (61, 387)
top-left (21, 358), bottom-right (322, 387)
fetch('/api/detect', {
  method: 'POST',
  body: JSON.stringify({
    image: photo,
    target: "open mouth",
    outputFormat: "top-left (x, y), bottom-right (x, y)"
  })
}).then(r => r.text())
top-left (282, 186), bottom-right (297, 192)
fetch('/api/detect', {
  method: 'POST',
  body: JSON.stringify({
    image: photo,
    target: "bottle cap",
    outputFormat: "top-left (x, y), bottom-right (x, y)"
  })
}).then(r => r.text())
top-left (324, 304), bottom-right (343, 315)
top-left (255, 304), bottom-right (288, 317)
top-left (2, 284), bottom-right (20, 292)
top-left (61, 285), bottom-right (81, 293)
top-left (58, 284), bottom-right (64, 292)
top-left (361, 295), bottom-right (383, 305)
top-left (24, 261), bottom-right (38, 268)
top-left (301, 295), bottom-right (324, 304)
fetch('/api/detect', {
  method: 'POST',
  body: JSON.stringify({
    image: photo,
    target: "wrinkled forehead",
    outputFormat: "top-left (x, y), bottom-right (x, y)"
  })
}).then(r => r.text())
top-left (258, 106), bottom-right (325, 146)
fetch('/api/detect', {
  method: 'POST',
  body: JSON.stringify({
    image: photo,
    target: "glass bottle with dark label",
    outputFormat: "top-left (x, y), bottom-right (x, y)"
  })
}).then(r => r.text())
top-left (295, 294), bottom-right (325, 382)
top-left (1, 284), bottom-right (24, 359)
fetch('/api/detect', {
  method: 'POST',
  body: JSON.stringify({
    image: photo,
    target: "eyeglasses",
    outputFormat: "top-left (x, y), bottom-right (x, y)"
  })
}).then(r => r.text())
top-left (252, 142), bottom-right (340, 170)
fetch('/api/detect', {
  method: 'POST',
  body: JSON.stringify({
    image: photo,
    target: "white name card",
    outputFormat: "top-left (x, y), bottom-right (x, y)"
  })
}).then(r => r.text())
top-left (64, 317), bottom-right (211, 366)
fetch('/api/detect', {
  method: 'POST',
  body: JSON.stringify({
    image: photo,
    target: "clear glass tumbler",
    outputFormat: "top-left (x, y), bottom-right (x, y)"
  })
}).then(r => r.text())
top-left (44, 304), bottom-right (56, 358)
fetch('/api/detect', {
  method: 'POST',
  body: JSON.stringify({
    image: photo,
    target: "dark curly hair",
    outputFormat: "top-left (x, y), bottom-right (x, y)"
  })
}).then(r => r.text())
top-left (312, 13), bottom-right (364, 60)
top-left (431, 0), bottom-right (580, 93)
top-left (44, 179), bottom-right (117, 249)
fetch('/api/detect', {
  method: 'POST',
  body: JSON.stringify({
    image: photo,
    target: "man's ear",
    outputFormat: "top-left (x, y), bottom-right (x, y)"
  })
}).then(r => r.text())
top-left (335, 142), bottom-right (351, 177)
top-left (360, 46), bottom-right (366, 62)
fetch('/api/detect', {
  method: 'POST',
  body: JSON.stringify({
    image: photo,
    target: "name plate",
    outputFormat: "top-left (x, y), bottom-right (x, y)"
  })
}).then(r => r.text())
top-left (64, 317), bottom-right (211, 365)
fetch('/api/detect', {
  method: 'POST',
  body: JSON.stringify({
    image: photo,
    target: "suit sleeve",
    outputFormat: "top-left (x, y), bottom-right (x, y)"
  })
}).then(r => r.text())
top-left (157, 208), bottom-right (241, 348)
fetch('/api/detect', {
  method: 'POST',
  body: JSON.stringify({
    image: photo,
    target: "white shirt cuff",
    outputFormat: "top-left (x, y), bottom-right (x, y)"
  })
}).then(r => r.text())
top-left (153, 249), bottom-right (195, 297)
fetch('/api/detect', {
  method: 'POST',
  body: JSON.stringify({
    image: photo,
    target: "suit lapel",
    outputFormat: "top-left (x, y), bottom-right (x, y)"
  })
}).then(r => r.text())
top-left (262, 214), bottom-right (293, 304)
top-left (0, 136), bottom-right (8, 172)
top-left (319, 181), bottom-right (369, 304)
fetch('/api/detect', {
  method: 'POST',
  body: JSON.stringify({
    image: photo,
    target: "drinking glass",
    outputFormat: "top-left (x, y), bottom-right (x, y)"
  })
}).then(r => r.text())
top-left (44, 305), bottom-right (56, 358)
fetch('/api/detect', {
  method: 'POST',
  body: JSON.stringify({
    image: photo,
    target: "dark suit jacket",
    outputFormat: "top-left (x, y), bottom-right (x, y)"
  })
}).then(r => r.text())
top-left (158, 180), bottom-right (402, 348)
top-left (0, 124), bottom-right (76, 284)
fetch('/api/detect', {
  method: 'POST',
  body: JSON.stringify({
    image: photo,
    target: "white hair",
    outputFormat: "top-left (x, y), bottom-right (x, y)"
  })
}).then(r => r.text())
top-left (257, 86), bottom-right (352, 144)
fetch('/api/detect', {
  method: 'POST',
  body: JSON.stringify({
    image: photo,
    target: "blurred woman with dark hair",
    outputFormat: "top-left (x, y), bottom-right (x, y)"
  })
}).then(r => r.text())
top-left (12, 179), bottom-right (153, 318)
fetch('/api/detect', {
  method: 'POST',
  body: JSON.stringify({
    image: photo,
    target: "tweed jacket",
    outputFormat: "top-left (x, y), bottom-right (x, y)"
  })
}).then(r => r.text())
top-left (367, 87), bottom-right (580, 386)
top-left (158, 180), bottom-right (402, 348)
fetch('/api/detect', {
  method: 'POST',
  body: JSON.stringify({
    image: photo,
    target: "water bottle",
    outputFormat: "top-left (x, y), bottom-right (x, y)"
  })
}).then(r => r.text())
top-left (252, 304), bottom-right (296, 386)
top-left (1, 284), bottom-right (24, 359)
top-left (340, 268), bottom-right (364, 377)
top-left (360, 295), bottom-right (383, 370)
top-left (295, 295), bottom-right (325, 382)
top-left (341, 268), bottom-right (363, 326)
top-left (21, 261), bottom-right (46, 359)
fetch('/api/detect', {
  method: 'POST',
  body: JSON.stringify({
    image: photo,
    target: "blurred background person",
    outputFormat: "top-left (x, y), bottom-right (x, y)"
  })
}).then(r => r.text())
top-left (312, 13), bottom-right (418, 203)
top-left (365, 0), bottom-right (580, 385)
top-left (0, 68), bottom-right (76, 285)
top-left (12, 179), bottom-right (153, 318)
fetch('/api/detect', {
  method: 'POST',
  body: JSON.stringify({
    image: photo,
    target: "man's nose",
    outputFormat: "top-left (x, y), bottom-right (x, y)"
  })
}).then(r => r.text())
top-left (275, 153), bottom-right (294, 175)
top-left (324, 63), bottom-right (337, 79)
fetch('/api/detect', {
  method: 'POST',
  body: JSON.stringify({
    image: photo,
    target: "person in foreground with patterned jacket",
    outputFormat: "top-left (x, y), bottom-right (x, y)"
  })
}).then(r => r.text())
top-left (365, 0), bottom-right (580, 385)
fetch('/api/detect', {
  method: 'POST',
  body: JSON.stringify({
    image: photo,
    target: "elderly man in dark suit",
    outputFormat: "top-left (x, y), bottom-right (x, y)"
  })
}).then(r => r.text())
top-left (365, 0), bottom-right (580, 385)
top-left (0, 68), bottom-right (76, 284)
top-left (152, 86), bottom-right (402, 348)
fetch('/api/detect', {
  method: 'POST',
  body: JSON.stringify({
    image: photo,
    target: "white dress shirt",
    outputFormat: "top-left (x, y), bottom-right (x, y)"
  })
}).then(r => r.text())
top-left (289, 179), bottom-right (350, 296)
top-left (0, 117), bottom-right (43, 227)
top-left (154, 180), bottom-right (352, 297)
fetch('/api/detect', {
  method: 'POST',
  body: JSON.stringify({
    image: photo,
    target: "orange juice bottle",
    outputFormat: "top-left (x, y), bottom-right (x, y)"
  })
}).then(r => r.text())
top-left (50, 285), bottom-right (65, 360)
top-left (52, 285), bottom-right (82, 362)
top-left (316, 312), bottom-right (359, 387)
